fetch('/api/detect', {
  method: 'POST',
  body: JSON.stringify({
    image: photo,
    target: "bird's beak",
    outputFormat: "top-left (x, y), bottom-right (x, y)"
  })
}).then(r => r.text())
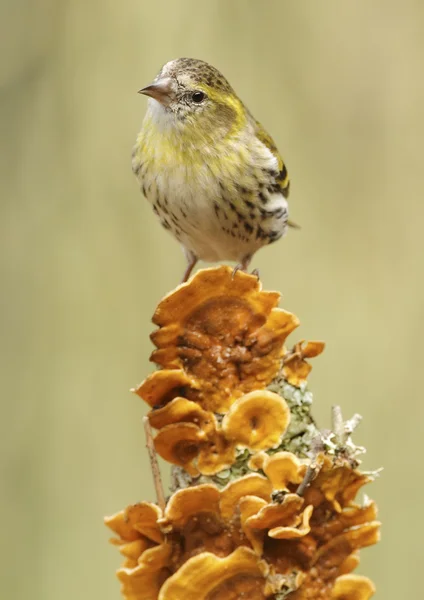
top-left (138, 78), bottom-right (172, 106)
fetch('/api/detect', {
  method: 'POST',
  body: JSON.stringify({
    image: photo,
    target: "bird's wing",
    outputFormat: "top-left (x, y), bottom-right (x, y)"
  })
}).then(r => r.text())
top-left (254, 119), bottom-right (290, 199)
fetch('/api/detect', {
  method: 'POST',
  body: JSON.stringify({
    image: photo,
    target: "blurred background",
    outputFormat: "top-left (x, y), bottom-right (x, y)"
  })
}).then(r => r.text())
top-left (1, 1), bottom-right (423, 598)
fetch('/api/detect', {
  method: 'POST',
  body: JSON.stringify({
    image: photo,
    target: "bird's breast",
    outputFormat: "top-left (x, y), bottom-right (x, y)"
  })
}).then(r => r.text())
top-left (133, 121), bottom-right (248, 203)
top-left (132, 118), bottom-right (287, 262)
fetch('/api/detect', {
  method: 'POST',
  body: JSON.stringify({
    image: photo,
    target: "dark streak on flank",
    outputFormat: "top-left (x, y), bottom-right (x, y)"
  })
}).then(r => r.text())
top-left (268, 183), bottom-right (281, 194)
top-left (277, 164), bottom-right (288, 182)
top-left (268, 230), bottom-right (282, 243)
top-left (258, 190), bottom-right (267, 204)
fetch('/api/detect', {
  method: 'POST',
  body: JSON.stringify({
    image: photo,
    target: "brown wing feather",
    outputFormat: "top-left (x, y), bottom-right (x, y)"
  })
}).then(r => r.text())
top-left (254, 120), bottom-right (290, 198)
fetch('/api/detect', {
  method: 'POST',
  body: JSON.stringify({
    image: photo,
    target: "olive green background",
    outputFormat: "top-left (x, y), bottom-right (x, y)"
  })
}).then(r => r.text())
top-left (1, 1), bottom-right (422, 598)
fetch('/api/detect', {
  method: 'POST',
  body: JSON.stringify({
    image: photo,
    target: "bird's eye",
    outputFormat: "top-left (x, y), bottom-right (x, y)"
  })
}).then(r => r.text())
top-left (191, 91), bottom-right (206, 103)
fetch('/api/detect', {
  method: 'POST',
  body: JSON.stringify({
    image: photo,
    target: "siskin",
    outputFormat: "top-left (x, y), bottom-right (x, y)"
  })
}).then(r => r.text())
top-left (132, 58), bottom-right (296, 282)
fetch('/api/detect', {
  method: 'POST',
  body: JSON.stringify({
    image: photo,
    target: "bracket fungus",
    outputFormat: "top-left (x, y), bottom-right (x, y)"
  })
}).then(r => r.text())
top-left (147, 389), bottom-right (291, 476)
top-left (105, 267), bottom-right (380, 599)
top-left (249, 451), bottom-right (308, 491)
top-left (133, 369), bottom-right (199, 408)
top-left (222, 390), bottom-right (290, 451)
top-left (332, 574), bottom-right (376, 599)
top-left (283, 340), bottom-right (325, 388)
top-left (149, 266), bottom-right (299, 412)
top-left (106, 452), bottom-right (379, 598)
top-left (159, 547), bottom-right (268, 600)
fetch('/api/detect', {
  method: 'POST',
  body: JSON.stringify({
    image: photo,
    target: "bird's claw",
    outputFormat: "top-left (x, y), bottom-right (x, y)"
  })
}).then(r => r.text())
top-left (232, 264), bottom-right (241, 280)
top-left (232, 265), bottom-right (260, 280)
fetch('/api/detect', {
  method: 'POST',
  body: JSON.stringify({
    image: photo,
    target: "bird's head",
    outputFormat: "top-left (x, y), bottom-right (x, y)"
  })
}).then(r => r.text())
top-left (138, 58), bottom-right (246, 139)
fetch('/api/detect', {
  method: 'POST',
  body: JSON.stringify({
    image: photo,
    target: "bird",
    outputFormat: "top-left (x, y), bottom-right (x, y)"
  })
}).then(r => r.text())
top-left (132, 58), bottom-right (295, 283)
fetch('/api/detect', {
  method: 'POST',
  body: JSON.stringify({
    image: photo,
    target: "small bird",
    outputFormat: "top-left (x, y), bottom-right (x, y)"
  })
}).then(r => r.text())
top-left (132, 58), bottom-right (294, 282)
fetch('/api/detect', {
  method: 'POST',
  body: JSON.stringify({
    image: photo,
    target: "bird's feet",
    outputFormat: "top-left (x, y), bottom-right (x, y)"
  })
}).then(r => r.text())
top-left (232, 256), bottom-right (259, 280)
top-left (181, 251), bottom-right (198, 283)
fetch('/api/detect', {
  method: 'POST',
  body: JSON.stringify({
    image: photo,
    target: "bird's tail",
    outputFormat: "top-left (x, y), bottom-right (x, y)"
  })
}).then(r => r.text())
top-left (287, 219), bottom-right (301, 229)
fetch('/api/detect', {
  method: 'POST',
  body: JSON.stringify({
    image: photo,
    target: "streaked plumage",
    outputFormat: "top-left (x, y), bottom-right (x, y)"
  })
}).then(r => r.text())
top-left (132, 58), bottom-right (293, 281)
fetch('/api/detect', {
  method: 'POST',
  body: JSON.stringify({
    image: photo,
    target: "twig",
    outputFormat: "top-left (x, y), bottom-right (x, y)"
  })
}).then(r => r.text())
top-left (296, 463), bottom-right (316, 496)
top-left (143, 416), bottom-right (166, 512)
top-left (296, 435), bottom-right (323, 496)
top-left (345, 413), bottom-right (363, 435)
top-left (332, 405), bottom-right (344, 444)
